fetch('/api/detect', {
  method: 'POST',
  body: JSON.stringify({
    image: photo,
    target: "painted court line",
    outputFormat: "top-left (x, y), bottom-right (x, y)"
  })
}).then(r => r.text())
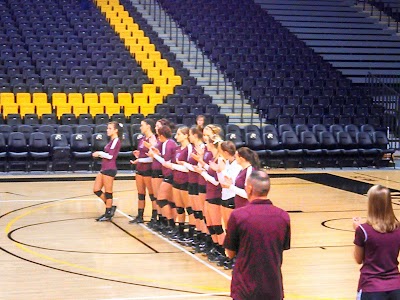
top-left (0, 198), bottom-right (119, 203)
top-left (111, 204), bottom-right (232, 281)
top-left (103, 292), bottom-right (230, 300)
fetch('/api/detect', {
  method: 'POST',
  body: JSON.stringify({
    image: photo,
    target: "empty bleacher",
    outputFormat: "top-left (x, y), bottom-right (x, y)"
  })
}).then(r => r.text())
top-left (255, 0), bottom-right (400, 84)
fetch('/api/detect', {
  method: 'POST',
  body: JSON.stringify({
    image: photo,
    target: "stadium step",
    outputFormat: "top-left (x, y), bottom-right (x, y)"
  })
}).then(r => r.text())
top-left (129, 0), bottom-right (261, 126)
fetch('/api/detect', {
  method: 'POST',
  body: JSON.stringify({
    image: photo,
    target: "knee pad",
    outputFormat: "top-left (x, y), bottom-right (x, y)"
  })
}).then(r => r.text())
top-left (176, 207), bottom-right (185, 214)
top-left (105, 192), bottom-right (113, 200)
top-left (168, 201), bottom-right (176, 209)
top-left (158, 199), bottom-right (168, 208)
top-left (138, 194), bottom-right (146, 201)
top-left (193, 211), bottom-right (201, 219)
top-left (207, 226), bottom-right (216, 235)
top-left (186, 207), bottom-right (193, 215)
top-left (213, 225), bottom-right (224, 235)
top-left (150, 194), bottom-right (156, 201)
top-left (198, 211), bottom-right (204, 220)
top-left (94, 190), bottom-right (103, 197)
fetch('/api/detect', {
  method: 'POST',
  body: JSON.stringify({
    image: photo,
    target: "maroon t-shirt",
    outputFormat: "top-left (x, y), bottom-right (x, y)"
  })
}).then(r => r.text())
top-left (354, 223), bottom-right (400, 292)
top-left (234, 167), bottom-right (251, 209)
top-left (161, 139), bottom-right (177, 178)
top-left (136, 135), bottom-right (154, 173)
top-left (224, 199), bottom-right (291, 300)
top-left (172, 145), bottom-right (189, 184)
top-left (101, 137), bottom-right (121, 171)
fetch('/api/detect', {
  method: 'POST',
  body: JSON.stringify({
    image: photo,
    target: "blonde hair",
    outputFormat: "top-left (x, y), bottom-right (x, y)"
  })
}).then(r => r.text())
top-left (367, 185), bottom-right (399, 233)
top-left (204, 124), bottom-right (221, 136)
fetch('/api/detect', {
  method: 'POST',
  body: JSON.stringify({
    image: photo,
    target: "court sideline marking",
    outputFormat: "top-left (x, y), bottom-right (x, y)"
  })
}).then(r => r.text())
top-left (112, 204), bottom-right (232, 281)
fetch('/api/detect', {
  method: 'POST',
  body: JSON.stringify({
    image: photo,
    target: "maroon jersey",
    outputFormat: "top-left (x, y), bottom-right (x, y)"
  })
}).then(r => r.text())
top-left (152, 139), bottom-right (162, 171)
top-left (198, 149), bottom-right (212, 186)
top-left (101, 137), bottom-right (121, 171)
top-left (234, 166), bottom-right (252, 209)
top-left (136, 135), bottom-right (155, 173)
top-left (205, 155), bottom-right (222, 200)
top-left (161, 139), bottom-right (177, 177)
top-left (172, 144), bottom-right (190, 184)
top-left (188, 145), bottom-right (199, 184)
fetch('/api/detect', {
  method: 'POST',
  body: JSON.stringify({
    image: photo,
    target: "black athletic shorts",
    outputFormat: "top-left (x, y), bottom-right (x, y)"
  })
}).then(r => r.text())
top-left (221, 197), bottom-right (235, 209)
top-left (163, 175), bottom-right (173, 184)
top-left (152, 169), bottom-right (163, 178)
top-left (188, 183), bottom-right (199, 195)
top-left (173, 181), bottom-right (188, 191)
top-left (198, 184), bottom-right (206, 194)
top-left (101, 169), bottom-right (117, 178)
top-left (136, 169), bottom-right (152, 177)
top-left (206, 197), bottom-right (221, 205)
top-left (359, 289), bottom-right (400, 300)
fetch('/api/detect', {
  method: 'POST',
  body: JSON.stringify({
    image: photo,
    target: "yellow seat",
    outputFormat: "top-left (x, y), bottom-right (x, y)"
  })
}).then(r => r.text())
top-left (99, 93), bottom-right (115, 105)
top-left (2, 104), bottom-right (19, 116)
top-left (32, 93), bottom-right (48, 105)
top-left (168, 76), bottom-right (182, 86)
top-left (161, 67), bottom-right (175, 77)
top-left (155, 59), bottom-right (169, 69)
top-left (140, 104), bottom-right (155, 116)
top-left (126, 23), bottom-right (139, 32)
top-left (105, 104), bottom-right (121, 116)
top-left (16, 93), bottom-right (31, 105)
top-left (137, 36), bottom-right (150, 45)
top-left (153, 76), bottom-right (169, 86)
top-left (148, 51), bottom-right (162, 61)
top-left (124, 104), bottom-right (139, 116)
top-left (159, 85), bottom-right (175, 96)
top-left (52, 93), bottom-right (67, 108)
top-left (68, 93), bottom-right (83, 105)
top-left (84, 93), bottom-right (99, 105)
top-left (89, 104), bottom-right (105, 117)
top-left (133, 93), bottom-right (148, 105)
top-left (141, 60), bottom-right (155, 72)
top-left (143, 44), bottom-right (156, 53)
top-left (134, 51), bottom-right (148, 63)
top-left (119, 31), bottom-right (133, 39)
top-left (117, 11), bottom-right (129, 18)
top-left (142, 84), bottom-right (157, 95)
top-left (149, 94), bottom-right (163, 105)
top-left (117, 93), bottom-right (132, 106)
top-left (56, 104), bottom-right (72, 118)
top-left (0, 93), bottom-right (15, 105)
top-left (147, 68), bottom-right (161, 80)
top-left (20, 103), bottom-right (35, 117)
top-left (36, 104), bottom-right (52, 117)
top-left (72, 105), bottom-right (89, 116)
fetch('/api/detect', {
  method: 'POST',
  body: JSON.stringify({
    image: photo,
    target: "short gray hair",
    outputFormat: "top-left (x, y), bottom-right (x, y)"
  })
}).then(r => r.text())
top-left (247, 170), bottom-right (271, 196)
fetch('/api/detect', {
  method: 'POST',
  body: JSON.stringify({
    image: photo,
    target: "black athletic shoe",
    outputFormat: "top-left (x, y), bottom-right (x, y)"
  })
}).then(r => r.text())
top-left (110, 206), bottom-right (117, 217)
top-left (129, 216), bottom-right (144, 224)
top-left (95, 214), bottom-right (105, 221)
top-left (224, 258), bottom-right (235, 270)
top-left (97, 215), bottom-right (112, 222)
top-left (217, 256), bottom-right (229, 267)
top-left (147, 218), bottom-right (157, 228)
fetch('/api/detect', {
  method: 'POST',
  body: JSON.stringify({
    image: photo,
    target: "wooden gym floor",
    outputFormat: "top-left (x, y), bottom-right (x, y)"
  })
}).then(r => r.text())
top-left (1, 168), bottom-right (400, 300)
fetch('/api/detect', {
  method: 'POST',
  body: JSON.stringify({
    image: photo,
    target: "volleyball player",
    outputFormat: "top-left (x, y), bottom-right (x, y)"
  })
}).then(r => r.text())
top-left (181, 126), bottom-right (206, 248)
top-left (211, 141), bottom-right (241, 268)
top-left (193, 134), bottom-right (225, 263)
top-left (163, 126), bottom-right (195, 243)
top-left (129, 119), bottom-right (157, 224)
top-left (92, 121), bottom-right (122, 222)
top-left (147, 125), bottom-right (177, 236)
top-left (222, 147), bottom-right (261, 209)
top-left (145, 119), bottom-right (173, 229)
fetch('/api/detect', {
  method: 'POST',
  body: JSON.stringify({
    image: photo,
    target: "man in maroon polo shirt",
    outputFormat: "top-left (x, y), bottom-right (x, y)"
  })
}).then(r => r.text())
top-left (224, 170), bottom-right (291, 300)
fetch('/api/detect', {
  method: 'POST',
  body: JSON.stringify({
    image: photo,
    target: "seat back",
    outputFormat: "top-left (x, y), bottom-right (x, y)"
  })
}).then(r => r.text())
top-left (29, 132), bottom-right (49, 152)
top-left (70, 133), bottom-right (90, 151)
top-left (8, 132), bottom-right (28, 152)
